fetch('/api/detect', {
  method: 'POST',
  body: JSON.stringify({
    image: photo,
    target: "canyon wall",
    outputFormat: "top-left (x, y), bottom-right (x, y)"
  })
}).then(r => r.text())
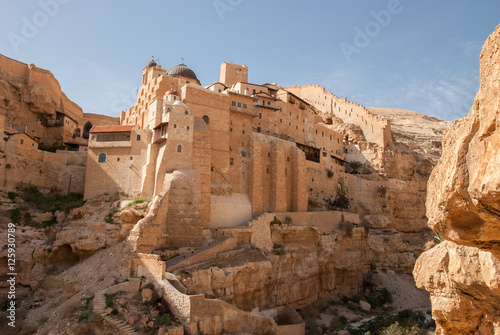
top-left (414, 25), bottom-right (500, 334)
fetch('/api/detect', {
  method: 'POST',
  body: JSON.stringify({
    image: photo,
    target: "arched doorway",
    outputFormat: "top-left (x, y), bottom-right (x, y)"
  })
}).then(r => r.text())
top-left (82, 121), bottom-right (93, 139)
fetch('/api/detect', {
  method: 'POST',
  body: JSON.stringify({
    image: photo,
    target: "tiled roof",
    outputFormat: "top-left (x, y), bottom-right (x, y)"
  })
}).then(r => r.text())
top-left (89, 125), bottom-right (135, 133)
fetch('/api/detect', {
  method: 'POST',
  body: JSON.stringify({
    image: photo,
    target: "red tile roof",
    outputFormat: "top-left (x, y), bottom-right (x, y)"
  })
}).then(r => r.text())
top-left (89, 125), bottom-right (136, 133)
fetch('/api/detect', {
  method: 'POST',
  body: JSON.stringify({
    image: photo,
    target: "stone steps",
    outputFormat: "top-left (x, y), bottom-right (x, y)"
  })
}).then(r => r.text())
top-left (92, 279), bottom-right (141, 335)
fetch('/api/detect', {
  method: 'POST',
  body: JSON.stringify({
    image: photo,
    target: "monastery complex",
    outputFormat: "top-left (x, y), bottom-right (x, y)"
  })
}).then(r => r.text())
top-left (83, 59), bottom-right (392, 248)
top-left (0, 52), bottom-right (442, 335)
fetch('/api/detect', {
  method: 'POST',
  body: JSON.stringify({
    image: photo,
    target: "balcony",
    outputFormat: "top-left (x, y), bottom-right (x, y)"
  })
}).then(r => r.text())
top-left (230, 106), bottom-right (259, 116)
top-left (253, 101), bottom-right (280, 110)
top-left (89, 133), bottom-right (132, 148)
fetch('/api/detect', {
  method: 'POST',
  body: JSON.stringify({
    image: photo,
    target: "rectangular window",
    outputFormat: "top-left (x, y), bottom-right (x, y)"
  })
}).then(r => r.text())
top-left (137, 135), bottom-right (141, 141)
top-left (230, 158), bottom-right (234, 165)
top-left (238, 102), bottom-right (241, 108)
top-left (243, 104), bottom-right (247, 109)
top-left (232, 101), bottom-right (236, 106)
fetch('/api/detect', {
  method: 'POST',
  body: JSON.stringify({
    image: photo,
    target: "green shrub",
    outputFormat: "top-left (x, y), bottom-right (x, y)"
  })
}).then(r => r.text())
top-left (270, 216), bottom-right (282, 226)
top-left (78, 310), bottom-right (94, 322)
top-left (284, 216), bottom-right (293, 225)
top-left (9, 208), bottom-right (21, 223)
top-left (155, 314), bottom-right (171, 326)
top-left (127, 199), bottom-right (145, 207)
top-left (433, 232), bottom-right (445, 243)
top-left (18, 186), bottom-right (84, 213)
top-left (42, 218), bottom-right (58, 227)
top-left (7, 192), bottom-right (18, 201)
top-left (326, 181), bottom-right (350, 210)
top-left (104, 293), bottom-right (116, 309)
top-left (348, 309), bottom-right (428, 335)
top-left (326, 169), bottom-right (334, 178)
top-left (381, 322), bottom-right (420, 335)
top-left (144, 283), bottom-right (155, 290)
top-left (23, 212), bottom-right (32, 225)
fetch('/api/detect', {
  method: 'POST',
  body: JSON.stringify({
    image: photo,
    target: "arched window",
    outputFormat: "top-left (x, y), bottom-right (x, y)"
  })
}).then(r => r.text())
top-left (202, 115), bottom-right (210, 124)
top-left (98, 153), bottom-right (106, 163)
top-left (177, 145), bottom-right (182, 153)
top-left (185, 111), bottom-right (188, 115)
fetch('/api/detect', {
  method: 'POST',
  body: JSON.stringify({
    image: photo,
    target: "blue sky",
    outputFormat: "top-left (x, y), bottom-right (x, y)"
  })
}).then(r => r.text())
top-left (0, 1), bottom-right (499, 121)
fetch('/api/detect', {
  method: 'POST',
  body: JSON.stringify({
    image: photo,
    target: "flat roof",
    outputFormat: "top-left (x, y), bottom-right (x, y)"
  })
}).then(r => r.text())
top-left (89, 125), bottom-right (136, 133)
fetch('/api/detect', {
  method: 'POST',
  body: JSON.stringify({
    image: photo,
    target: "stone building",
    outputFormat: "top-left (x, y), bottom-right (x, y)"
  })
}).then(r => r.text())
top-left (85, 60), bottom-right (356, 247)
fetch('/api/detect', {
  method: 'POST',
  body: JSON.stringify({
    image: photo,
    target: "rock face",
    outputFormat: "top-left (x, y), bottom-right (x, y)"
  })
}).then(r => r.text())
top-left (0, 195), bottom-right (146, 291)
top-left (414, 25), bottom-right (500, 334)
top-left (368, 107), bottom-right (448, 166)
top-left (180, 225), bottom-right (372, 311)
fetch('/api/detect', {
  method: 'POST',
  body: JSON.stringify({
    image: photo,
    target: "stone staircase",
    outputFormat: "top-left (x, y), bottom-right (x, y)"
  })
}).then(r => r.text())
top-left (93, 279), bottom-right (141, 335)
top-left (164, 235), bottom-right (236, 272)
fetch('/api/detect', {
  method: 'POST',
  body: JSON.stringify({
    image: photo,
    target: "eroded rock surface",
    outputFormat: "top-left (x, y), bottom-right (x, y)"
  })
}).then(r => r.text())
top-left (414, 25), bottom-right (500, 334)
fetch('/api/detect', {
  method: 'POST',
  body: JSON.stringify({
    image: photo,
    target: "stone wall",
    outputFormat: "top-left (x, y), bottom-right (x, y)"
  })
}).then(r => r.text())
top-left (182, 224), bottom-right (371, 311)
top-left (249, 134), bottom-right (308, 216)
top-left (84, 128), bottom-right (149, 200)
top-left (286, 85), bottom-right (392, 148)
top-left (210, 193), bottom-right (252, 227)
top-left (2, 145), bottom-right (86, 194)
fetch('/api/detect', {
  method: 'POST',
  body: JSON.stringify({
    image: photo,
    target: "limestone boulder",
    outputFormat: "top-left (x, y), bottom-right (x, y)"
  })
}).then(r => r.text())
top-left (414, 25), bottom-right (500, 334)
top-left (35, 212), bottom-right (53, 223)
top-left (414, 242), bottom-right (500, 334)
top-left (359, 300), bottom-right (371, 312)
top-left (141, 288), bottom-right (154, 302)
top-left (425, 25), bottom-right (500, 256)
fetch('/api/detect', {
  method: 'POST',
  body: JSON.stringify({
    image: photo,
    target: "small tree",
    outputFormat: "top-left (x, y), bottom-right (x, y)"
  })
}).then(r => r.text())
top-left (348, 160), bottom-right (363, 174)
top-left (326, 181), bottom-right (350, 210)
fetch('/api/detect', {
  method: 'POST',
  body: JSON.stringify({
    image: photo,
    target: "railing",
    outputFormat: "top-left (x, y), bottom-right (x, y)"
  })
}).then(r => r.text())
top-left (305, 152), bottom-right (320, 163)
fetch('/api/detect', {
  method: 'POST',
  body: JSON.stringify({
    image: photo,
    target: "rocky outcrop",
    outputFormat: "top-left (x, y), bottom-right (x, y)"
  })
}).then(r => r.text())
top-left (368, 107), bottom-right (448, 166)
top-left (179, 224), bottom-right (372, 311)
top-left (0, 196), bottom-right (146, 291)
top-left (414, 25), bottom-right (500, 334)
top-left (0, 54), bottom-right (84, 145)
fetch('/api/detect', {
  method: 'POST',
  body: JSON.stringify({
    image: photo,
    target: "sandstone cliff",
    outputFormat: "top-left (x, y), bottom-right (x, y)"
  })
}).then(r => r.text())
top-left (0, 54), bottom-right (84, 145)
top-left (414, 25), bottom-right (500, 334)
